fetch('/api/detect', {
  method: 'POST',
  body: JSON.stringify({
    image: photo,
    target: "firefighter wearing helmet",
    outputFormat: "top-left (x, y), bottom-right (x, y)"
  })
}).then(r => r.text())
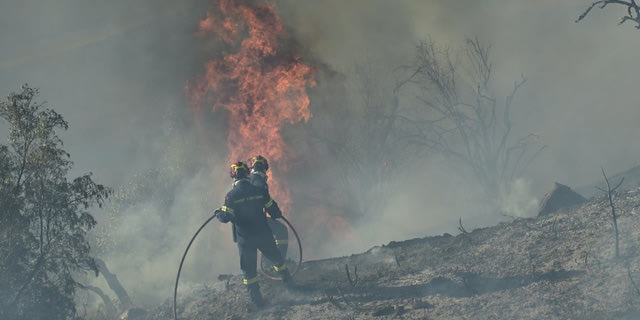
top-left (215, 161), bottom-right (293, 308)
top-left (249, 155), bottom-right (269, 190)
top-left (248, 155), bottom-right (290, 271)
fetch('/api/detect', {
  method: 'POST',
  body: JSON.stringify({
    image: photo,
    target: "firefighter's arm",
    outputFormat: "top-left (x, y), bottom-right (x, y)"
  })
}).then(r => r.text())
top-left (264, 195), bottom-right (282, 219)
top-left (216, 195), bottom-right (236, 223)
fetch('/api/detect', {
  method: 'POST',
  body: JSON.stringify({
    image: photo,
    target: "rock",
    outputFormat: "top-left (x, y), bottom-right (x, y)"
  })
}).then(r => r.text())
top-left (538, 182), bottom-right (586, 217)
top-left (118, 307), bottom-right (147, 320)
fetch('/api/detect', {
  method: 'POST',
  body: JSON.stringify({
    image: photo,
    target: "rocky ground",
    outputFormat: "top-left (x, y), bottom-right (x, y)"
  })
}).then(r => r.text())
top-left (146, 187), bottom-right (640, 320)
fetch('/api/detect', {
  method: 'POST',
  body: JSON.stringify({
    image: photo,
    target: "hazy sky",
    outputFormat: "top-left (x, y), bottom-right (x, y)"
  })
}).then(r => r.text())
top-left (1, 0), bottom-right (638, 191)
top-left (0, 0), bottom-right (211, 187)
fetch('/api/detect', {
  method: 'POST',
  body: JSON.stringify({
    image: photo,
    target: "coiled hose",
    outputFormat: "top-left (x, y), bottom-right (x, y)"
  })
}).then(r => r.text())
top-left (172, 214), bottom-right (302, 320)
top-left (260, 216), bottom-right (303, 280)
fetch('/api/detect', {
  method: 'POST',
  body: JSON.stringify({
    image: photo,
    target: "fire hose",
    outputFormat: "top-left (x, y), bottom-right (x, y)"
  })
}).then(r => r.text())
top-left (173, 214), bottom-right (302, 320)
top-left (260, 216), bottom-right (303, 280)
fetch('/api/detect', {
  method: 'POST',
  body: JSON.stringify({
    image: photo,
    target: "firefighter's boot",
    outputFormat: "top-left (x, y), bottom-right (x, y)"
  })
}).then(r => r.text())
top-left (246, 283), bottom-right (265, 307)
top-left (277, 267), bottom-right (295, 290)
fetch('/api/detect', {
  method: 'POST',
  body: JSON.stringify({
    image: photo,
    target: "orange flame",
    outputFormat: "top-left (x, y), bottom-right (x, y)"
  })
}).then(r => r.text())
top-left (187, 0), bottom-right (316, 213)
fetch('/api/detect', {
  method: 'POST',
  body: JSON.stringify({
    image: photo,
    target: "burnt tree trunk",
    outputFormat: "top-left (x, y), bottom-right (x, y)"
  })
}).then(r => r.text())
top-left (95, 258), bottom-right (133, 310)
top-left (81, 284), bottom-right (117, 318)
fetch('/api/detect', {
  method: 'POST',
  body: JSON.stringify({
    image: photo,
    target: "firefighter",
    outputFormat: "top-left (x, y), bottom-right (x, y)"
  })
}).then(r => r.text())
top-left (215, 161), bottom-right (293, 307)
top-left (248, 155), bottom-right (270, 190)
top-left (248, 155), bottom-right (289, 266)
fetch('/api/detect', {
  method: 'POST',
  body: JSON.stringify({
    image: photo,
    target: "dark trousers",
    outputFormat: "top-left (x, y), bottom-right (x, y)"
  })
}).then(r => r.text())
top-left (267, 218), bottom-right (289, 260)
top-left (238, 232), bottom-right (285, 280)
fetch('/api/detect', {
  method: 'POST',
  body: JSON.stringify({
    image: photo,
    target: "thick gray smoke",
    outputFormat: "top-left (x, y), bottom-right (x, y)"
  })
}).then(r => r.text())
top-left (277, 0), bottom-right (640, 252)
top-left (2, 0), bottom-right (640, 308)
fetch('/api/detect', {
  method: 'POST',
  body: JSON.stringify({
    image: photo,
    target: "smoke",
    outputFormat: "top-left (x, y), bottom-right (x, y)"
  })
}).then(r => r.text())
top-left (92, 166), bottom-right (239, 304)
top-left (276, 0), bottom-right (640, 190)
top-left (0, 0), bottom-right (214, 187)
top-left (273, 0), bottom-right (640, 254)
top-left (3, 0), bottom-right (640, 309)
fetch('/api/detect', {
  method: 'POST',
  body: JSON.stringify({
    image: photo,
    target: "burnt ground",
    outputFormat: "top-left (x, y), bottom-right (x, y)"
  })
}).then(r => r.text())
top-left (147, 187), bottom-right (640, 319)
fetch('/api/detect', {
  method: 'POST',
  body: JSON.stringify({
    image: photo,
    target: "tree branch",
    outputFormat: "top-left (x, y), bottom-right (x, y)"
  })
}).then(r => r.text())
top-left (577, 0), bottom-right (640, 28)
top-left (601, 167), bottom-right (623, 258)
top-left (78, 284), bottom-right (118, 318)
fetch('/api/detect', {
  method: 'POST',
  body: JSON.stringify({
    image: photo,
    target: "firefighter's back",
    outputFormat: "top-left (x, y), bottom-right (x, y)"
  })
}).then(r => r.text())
top-left (226, 179), bottom-right (271, 240)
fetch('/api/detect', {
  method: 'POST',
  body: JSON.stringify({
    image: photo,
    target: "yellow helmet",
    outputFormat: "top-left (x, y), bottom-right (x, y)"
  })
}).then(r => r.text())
top-left (230, 161), bottom-right (249, 179)
top-left (249, 155), bottom-right (269, 172)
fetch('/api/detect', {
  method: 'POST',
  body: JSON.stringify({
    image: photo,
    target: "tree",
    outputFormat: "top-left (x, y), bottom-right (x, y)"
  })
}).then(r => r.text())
top-left (402, 38), bottom-right (545, 202)
top-left (577, 0), bottom-right (640, 29)
top-left (0, 84), bottom-right (110, 320)
top-left (304, 60), bottom-right (412, 220)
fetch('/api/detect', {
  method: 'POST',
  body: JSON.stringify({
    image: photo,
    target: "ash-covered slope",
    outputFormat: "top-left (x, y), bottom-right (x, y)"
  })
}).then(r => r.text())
top-left (149, 188), bottom-right (640, 320)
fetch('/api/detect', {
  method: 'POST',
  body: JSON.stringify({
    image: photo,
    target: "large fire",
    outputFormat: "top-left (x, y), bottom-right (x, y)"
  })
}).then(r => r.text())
top-left (186, 0), bottom-right (315, 213)
top-left (187, 0), bottom-right (358, 256)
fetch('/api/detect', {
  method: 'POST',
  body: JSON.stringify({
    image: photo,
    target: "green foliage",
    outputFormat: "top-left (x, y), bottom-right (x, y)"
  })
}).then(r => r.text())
top-left (0, 84), bottom-right (110, 320)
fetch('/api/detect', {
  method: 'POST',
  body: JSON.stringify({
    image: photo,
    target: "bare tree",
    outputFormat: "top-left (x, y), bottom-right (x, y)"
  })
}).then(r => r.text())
top-left (597, 167), bottom-right (624, 258)
top-left (577, 0), bottom-right (640, 29)
top-left (402, 38), bottom-right (545, 200)
top-left (305, 60), bottom-right (412, 219)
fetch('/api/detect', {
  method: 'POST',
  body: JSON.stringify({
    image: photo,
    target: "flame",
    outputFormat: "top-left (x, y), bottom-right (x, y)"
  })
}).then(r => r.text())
top-left (187, 0), bottom-right (315, 213)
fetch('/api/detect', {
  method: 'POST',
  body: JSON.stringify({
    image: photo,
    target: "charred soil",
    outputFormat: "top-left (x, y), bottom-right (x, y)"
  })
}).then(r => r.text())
top-left (148, 188), bottom-right (640, 319)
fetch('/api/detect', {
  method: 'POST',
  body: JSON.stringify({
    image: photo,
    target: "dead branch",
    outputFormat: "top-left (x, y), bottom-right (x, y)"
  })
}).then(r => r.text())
top-left (304, 57), bottom-right (415, 223)
top-left (217, 274), bottom-right (233, 291)
top-left (576, 1), bottom-right (606, 23)
top-left (95, 258), bottom-right (133, 310)
top-left (458, 217), bottom-right (469, 234)
top-left (336, 287), bottom-right (366, 312)
top-left (325, 292), bottom-right (345, 310)
top-left (345, 264), bottom-right (359, 287)
top-left (598, 167), bottom-right (624, 258)
top-left (78, 284), bottom-right (117, 318)
top-left (408, 38), bottom-right (542, 201)
top-left (582, 251), bottom-right (590, 268)
top-left (576, 0), bottom-right (640, 29)
top-left (528, 253), bottom-right (539, 280)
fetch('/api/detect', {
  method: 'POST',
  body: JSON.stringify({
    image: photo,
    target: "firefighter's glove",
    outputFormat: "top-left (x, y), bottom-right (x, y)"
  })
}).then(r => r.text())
top-left (216, 212), bottom-right (232, 223)
top-left (270, 211), bottom-right (282, 219)
top-left (216, 208), bottom-right (234, 223)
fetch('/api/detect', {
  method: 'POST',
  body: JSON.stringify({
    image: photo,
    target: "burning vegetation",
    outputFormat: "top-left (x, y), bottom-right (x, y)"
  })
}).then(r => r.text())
top-left (6, 0), bottom-right (640, 319)
top-left (184, 0), bottom-right (356, 257)
top-left (186, 0), bottom-right (316, 213)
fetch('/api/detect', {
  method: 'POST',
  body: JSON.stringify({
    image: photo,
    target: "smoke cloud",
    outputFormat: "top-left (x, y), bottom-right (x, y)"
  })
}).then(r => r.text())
top-left (2, 0), bottom-right (640, 308)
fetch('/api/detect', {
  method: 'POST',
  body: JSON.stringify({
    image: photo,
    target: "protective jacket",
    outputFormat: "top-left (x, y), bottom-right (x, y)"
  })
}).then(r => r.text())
top-left (249, 171), bottom-right (269, 191)
top-left (218, 178), bottom-right (282, 242)
top-left (217, 178), bottom-right (288, 288)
